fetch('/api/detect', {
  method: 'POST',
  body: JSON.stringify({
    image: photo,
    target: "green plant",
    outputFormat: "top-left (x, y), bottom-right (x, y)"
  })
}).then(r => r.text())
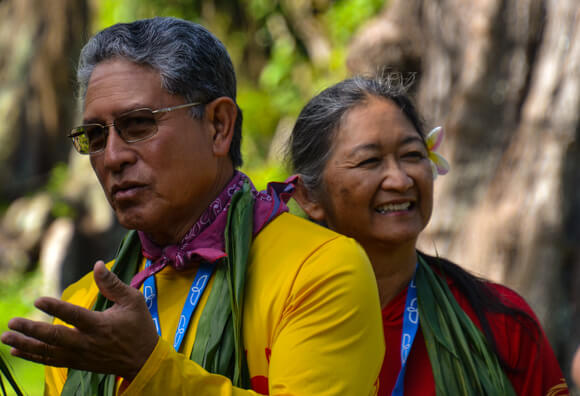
top-left (0, 271), bottom-right (45, 396)
top-left (0, 355), bottom-right (23, 396)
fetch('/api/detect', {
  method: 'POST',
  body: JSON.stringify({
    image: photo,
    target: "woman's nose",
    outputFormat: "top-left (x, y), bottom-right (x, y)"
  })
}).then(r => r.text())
top-left (380, 163), bottom-right (413, 191)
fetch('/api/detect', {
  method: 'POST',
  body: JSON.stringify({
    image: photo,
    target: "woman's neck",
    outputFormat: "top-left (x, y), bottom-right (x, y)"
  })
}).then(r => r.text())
top-left (365, 241), bottom-right (418, 308)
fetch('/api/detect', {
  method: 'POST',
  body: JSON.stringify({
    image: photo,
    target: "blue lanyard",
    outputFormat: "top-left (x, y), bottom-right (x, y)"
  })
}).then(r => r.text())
top-left (391, 264), bottom-right (419, 396)
top-left (143, 259), bottom-right (214, 352)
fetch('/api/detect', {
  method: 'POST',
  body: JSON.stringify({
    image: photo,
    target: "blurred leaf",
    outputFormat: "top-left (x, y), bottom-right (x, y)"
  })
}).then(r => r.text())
top-left (46, 163), bottom-right (68, 195)
top-left (0, 271), bottom-right (44, 396)
top-left (324, 0), bottom-right (385, 42)
top-left (0, 354), bottom-right (24, 396)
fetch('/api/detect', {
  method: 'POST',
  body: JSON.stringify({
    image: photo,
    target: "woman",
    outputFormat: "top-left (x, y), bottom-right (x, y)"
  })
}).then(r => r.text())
top-left (288, 75), bottom-right (569, 395)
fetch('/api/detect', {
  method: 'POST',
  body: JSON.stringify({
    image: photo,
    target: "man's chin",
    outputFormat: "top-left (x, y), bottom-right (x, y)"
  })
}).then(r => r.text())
top-left (114, 208), bottom-right (149, 232)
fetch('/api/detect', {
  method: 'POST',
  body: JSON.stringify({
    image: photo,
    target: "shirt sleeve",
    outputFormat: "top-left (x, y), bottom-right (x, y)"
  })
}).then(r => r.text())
top-left (122, 338), bottom-right (260, 395)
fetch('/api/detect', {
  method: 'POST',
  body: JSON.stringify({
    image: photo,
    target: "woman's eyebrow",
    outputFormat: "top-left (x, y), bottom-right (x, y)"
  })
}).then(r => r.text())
top-left (348, 143), bottom-right (381, 157)
top-left (400, 135), bottom-right (424, 146)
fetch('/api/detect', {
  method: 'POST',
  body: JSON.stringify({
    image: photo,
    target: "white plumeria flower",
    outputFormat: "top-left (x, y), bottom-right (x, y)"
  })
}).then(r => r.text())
top-left (425, 126), bottom-right (450, 179)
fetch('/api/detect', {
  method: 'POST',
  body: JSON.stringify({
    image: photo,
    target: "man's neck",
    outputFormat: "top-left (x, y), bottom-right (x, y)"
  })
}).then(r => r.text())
top-left (146, 165), bottom-right (235, 246)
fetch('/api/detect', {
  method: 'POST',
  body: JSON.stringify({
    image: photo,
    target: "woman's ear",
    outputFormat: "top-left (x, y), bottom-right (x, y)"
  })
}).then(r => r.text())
top-left (293, 176), bottom-right (327, 223)
top-left (205, 97), bottom-right (237, 157)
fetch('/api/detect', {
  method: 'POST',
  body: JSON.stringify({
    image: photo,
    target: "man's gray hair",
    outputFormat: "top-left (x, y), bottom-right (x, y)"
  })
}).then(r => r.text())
top-left (77, 16), bottom-right (243, 167)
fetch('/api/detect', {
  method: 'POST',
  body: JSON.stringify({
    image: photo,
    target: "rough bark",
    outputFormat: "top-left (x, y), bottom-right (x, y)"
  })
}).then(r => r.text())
top-left (0, 0), bottom-right (89, 199)
top-left (0, 0), bottom-right (125, 286)
top-left (347, 0), bottom-right (579, 381)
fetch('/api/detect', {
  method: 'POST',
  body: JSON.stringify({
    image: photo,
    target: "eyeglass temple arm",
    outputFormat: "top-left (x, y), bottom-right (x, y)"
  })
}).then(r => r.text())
top-left (153, 102), bottom-right (202, 114)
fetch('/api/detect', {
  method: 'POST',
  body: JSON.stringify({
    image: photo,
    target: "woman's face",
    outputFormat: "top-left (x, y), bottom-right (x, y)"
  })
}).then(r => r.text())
top-left (313, 96), bottom-right (434, 251)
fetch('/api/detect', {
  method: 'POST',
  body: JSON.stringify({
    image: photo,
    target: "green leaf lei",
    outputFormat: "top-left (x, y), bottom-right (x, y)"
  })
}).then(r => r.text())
top-left (416, 255), bottom-right (516, 396)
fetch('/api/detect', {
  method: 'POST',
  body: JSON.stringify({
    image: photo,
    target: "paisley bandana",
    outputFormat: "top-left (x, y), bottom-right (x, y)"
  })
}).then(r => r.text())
top-left (131, 171), bottom-right (295, 288)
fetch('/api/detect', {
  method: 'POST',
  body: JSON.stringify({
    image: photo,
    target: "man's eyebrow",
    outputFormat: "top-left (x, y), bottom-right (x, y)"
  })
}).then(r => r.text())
top-left (82, 103), bottom-right (153, 124)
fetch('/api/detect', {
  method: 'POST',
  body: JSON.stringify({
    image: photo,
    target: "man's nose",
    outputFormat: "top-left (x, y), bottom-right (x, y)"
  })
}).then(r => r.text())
top-left (101, 126), bottom-right (136, 172)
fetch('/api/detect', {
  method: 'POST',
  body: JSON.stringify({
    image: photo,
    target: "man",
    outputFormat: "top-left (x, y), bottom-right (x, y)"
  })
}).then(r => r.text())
top-left (0, 17), bottom-right (384, 395)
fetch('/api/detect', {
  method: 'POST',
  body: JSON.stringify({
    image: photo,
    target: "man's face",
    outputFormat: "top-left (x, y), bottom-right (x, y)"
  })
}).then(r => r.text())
top-left (84, 58), bottom-right (224, 244)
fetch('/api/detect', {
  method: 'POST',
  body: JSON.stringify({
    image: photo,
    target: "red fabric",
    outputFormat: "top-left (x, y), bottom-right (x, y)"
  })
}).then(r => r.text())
top-left (379, 275), bottom-right (569, 395)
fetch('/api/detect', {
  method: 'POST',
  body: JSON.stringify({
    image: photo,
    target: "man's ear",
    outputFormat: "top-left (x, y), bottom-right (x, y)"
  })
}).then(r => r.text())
top-left (205, 97), bottom-right (237, 157)
top-left (293, 176), bottom-right (326, 223)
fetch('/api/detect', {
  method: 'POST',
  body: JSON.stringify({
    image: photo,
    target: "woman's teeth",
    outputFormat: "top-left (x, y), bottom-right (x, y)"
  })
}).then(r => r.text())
top-left (376, 202), bottom-right (411, 213)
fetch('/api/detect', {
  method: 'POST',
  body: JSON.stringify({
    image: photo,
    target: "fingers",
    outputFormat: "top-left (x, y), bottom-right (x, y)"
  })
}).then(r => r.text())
top-left (2, 330), bottom-right (53, 365)
top-left (34, 297), bottom-right (95, 332)
top-left (94, 260), bottom-right (139, 306)
top-left (1, 320), bottom-right (80, 367)
top-left (5, 318), bottom-right (79, 350)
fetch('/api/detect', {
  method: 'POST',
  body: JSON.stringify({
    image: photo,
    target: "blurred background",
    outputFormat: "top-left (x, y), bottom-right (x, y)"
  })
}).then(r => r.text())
top-left (0, 0), bottom-right (578, 394)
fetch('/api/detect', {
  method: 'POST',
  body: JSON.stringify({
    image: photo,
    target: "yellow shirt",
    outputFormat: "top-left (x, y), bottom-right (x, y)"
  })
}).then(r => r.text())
top-left (45, 213), bottom-right (384, 395)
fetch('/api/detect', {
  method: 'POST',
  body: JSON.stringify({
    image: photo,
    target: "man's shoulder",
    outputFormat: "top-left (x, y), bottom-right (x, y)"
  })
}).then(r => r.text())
top-left (250, 212), bottom-right (370, 274)
top-left (255, 212), bottom-right (352, 251)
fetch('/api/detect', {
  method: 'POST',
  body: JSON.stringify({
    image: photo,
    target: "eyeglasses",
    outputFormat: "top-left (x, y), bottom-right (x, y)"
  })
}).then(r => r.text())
top-left (68, 102), bottom-right (202, 154)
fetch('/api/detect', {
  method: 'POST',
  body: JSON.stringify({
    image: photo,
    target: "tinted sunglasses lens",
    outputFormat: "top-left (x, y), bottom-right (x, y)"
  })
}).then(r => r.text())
top-left (117, 109), bottom-right (158, 142)
top-left (70, 125), bottom-right (105, 154)
top-left (84, 125), bottom-right (107, 153)
top-left (70, 130), bottom-right (90, 154)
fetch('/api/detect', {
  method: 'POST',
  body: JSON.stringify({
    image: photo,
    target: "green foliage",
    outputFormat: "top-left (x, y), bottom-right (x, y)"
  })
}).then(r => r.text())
top-left (0, 201), bottom-right (8, 217)
top-left (0, 271), bottom-right (45, 396)
top-left (46, 163), bottom-right (76, 218)
top-left (324, 0), bottom-right (385, 42)
top-left (46, 162), bottom-right (68, 195)
top-left (0, 354), bottom-right (23, 396)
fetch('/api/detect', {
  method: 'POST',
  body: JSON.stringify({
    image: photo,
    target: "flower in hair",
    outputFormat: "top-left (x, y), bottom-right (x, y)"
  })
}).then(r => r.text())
top-left (426, 126), bottom-right (450, 179)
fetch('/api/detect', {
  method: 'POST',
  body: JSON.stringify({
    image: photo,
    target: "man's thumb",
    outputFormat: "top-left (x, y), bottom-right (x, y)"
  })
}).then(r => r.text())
top-left (94, 260), bottom-right (134, 305)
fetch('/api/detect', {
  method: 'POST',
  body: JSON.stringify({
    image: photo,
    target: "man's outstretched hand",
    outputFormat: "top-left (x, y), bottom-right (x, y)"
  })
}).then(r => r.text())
top-left (0, 261), bottom-right (158, 380)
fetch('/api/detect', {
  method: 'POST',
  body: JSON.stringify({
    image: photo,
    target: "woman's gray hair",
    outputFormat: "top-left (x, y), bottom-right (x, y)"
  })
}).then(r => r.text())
top-left (77, 16), bottom-right (243, 167)
top-left (287, 74), bottom-right (425, 195)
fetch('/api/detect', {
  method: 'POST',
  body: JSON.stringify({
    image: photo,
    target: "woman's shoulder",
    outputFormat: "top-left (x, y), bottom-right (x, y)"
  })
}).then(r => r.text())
top-left (482, 282), bottom-right (537, 317)
top-left (419, 251), bottom-right (540, 324)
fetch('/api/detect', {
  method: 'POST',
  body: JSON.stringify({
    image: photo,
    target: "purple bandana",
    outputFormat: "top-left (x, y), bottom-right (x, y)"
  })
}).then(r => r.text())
top-left (130, 171), bottom-right (296, 288)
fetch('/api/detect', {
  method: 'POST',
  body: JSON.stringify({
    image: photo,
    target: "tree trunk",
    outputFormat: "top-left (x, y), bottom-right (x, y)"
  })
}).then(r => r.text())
top-left (0, 0), bottom-right (89, 199)
top-left (0, 0), bottom-right (124, 289)
top-left (347, 0), bottom-right (579, 381)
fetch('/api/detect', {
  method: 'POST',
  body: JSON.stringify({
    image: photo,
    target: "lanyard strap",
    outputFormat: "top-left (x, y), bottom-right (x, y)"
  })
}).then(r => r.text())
top-left (391, 263), bottom-right (420, 396)
top-left (143, 259), bottom-right (214, 352)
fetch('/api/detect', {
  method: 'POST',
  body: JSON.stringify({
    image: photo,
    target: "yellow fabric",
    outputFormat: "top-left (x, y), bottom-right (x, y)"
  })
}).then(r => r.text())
top-left (45, 213), bottom-right (384, 395)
